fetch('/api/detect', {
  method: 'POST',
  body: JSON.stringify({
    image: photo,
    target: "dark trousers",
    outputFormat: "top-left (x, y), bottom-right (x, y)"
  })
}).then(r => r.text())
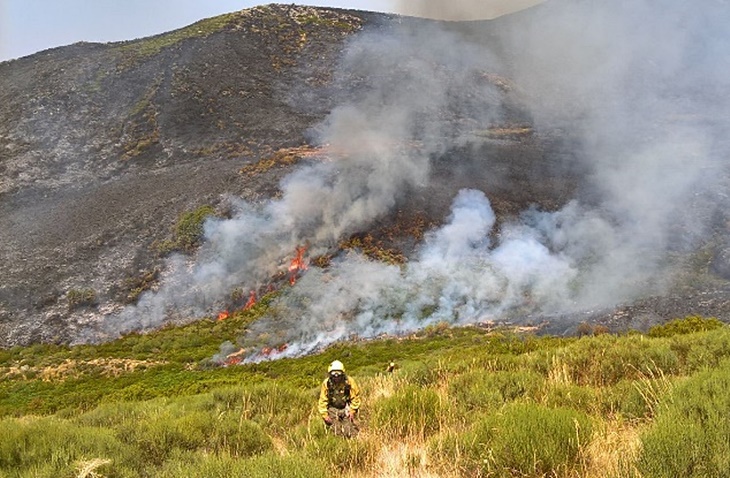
top-left (326, 406), bottom-right (359, 438)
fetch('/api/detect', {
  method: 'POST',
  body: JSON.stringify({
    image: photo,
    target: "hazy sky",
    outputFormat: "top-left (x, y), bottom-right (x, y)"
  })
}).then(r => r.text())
top-left (0, 1), bottom-right (394, 62)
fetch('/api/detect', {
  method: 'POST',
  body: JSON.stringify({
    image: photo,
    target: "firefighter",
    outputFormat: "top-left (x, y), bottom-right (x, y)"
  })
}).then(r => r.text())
top-left (386, 360), bottom-right (396, 374)
top-left (318, 360), bottom-right (361, 438)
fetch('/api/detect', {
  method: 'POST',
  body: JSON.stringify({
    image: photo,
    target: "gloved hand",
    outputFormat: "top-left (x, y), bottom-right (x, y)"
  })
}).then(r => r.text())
top-left (323, 416), bottom-right (333, 426)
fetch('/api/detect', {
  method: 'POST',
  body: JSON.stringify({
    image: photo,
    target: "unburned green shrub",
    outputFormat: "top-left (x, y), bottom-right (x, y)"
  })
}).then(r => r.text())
top-left (547, 334), bottom-right (679, 386)
top-left (544, 383), bottom-right (597, 413)
top-left (157, 205), bottom-right (216, 254)
top-left (638, 362), bottom-right (730, 477)
top-left (398, 360), bottom-right (443, 386)
top-left (211, 382), bottom-right (311, 431)
top-left (449, 369), bottom-right (544, 411)
top-left (305, 433), bottom-right (378, 474)
top-left (371, 384), bottom-right (445, 439)
top-left (209, 416), bottom-right (273, 457)
top-left (74, 400), bottom-right (147, 428)
top-left (0, 416), bottom-right (139, 477)
top-left (675, 328), bottom-right (730, 372)
top-left (601, 379), bottom-right (653, 419)
top-left (175, 205), bottom-right (215, 250)
top-left (116, 408), bottom-right (272, 465)
top-left (432, 403), bottom-right (592, 477)
top-left (157, 452), bottom-right (327, 478)
top-left (67, 288), bottom-right (97, 310)
top-left (648, 315), bottom-right (724, 338)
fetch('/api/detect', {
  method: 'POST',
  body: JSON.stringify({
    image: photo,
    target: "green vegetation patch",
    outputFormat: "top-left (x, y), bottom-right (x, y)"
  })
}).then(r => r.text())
top-left (66, 288), bottom-right (97, 310)
top-left (157, 452), bottom-right (327, 478)
top-left (157, 205), bottom-right (217, 254)
top-left (372, 384), bottom-right (445, 439)
top-left (2, 316), bottom-right (730, 475)
top-left (639, 360), bottom-right (730, 477)
top-left (115, 13), bottom-right (242, 66)
top-left (648, 314), bottom-right (724, 337)
top-left (434, 403), bottom-right (593, 477)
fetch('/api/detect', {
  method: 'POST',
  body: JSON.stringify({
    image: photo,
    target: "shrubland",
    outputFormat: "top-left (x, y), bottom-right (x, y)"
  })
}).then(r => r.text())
top-left (0, 314), bottom-right (728, 477)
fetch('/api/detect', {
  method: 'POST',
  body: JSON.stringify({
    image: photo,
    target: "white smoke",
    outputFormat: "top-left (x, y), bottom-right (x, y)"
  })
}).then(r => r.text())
top-left (102, 1), bottom-right (729, 358)
top-left (393, 0), bottom-right (546, 20)
top-left (241, 189), bottom-right (581, 362)
top-left (100, 22), bottom-right (504, 339)
top-left (235, 0), bottom-right (729, 361)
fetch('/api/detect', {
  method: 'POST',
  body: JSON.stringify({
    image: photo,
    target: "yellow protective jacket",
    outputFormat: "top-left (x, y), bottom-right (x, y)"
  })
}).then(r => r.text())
top-left (318, 375), bottom-right (361, 418)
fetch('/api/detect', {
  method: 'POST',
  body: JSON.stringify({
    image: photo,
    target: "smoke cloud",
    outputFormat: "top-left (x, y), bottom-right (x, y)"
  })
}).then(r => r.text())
top-left (393, 0), bottom-right (546, 20)
top-left (103, 1), bottom-right (730, 361)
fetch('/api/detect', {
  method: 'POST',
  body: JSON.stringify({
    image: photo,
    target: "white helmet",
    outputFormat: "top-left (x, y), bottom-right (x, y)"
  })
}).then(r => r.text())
top-left (328, 360), bottom-right (345, 373)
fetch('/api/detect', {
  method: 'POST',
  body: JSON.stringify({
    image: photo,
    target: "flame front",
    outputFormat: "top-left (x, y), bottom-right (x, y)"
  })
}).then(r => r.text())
top-left (224, 348), bottom-right (246, 365)
top-left (243, 290), bottom-right (257, 310)
top-left (288, 246), bottom-right (308, 285)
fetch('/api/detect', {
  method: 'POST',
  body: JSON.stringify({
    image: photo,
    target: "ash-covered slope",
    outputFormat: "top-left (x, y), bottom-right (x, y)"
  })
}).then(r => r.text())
top-left (1, 2), bottom-right (729, 349)
top-left (0, 5), bottom-right (554, 346)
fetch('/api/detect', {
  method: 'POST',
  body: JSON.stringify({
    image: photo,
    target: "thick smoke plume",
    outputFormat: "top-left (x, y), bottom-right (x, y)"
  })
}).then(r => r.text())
top-left (100, 23), bottom-right (502, 340)
top-left (104, 1), bottom-right (729, 361)
top-left (393, 0), bottom-right (546, 20)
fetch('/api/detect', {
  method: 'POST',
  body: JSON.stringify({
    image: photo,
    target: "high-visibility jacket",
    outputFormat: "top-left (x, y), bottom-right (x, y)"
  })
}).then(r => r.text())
top-left (318, 375), bottom-right (361, 418)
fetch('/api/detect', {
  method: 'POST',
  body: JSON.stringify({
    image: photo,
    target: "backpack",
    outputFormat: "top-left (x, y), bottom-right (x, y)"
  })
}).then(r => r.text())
top-left (326, 376), bottom-right (351, 409)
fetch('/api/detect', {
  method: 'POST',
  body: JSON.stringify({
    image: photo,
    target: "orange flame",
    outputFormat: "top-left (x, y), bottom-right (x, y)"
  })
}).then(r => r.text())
top-left (217, 310), bottom-right (230, 321)
top-left (288, 245), bottom-right (308, 285)
top-left (243, 290), bottom-right (257, 310)
top-left (260, 343), bottom-right (289, 358)
top-left (224, 348), bottom-right (246, 365)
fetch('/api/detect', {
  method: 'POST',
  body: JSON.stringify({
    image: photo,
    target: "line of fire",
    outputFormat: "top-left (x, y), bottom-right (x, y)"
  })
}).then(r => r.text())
top-left (216, 245), bottom-right (309, 365)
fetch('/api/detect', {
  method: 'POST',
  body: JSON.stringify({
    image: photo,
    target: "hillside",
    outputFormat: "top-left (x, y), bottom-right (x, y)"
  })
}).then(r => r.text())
top-left (1, 315), bottom-right (730, 477)
top-left (1, 1), bottom-right (730, 353)
top-left (3, 2), bottom-right (730, 476)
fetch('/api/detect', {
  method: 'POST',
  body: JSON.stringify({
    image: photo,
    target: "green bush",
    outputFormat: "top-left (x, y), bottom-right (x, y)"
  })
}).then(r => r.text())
top-left (449, 369), bottom-right (544, 411)
top-left (74, 400), bottom-right (148, 428)
top-left (638, 362), bottom-right (730, 477)
top-left (397, 360), bottom-right (444, 386)
top-left (545, 334), bottom-right (679, 387)
top-left (157, 452), bottom-right (327, 478)
top-left (0, 416), bottom-right (140, 477)
top-left (371, 384), bottom-right (445, 439)
top-left (115, 406), bottom-right (272, 466)
top-left (433, 403), bottom-right (592, 477)
top-left (305, 433), bottom-right (378, 474)
top-left (211, 382), bottom-right (312, 431)
top-left (211, 417), bottom-right (274, 457)
top-left (676, 329), bottom-right (730, 372)
top-left (66, 288), bottom-right (97, 310)
top-left (648, 315), bottom-right (725, 338)
top-left (600, 379), bottom-right (655, 419)
top-left (544, 383), bottom-right (598, 414)
top-left (157, 205), bottom-right (216, 253)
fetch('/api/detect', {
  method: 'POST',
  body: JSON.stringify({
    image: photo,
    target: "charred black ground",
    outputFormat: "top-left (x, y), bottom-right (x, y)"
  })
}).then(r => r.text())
top-left (1, 3), bottom-right (729, 347)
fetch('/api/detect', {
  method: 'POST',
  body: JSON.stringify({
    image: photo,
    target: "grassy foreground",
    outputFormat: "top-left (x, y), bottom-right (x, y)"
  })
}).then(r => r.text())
top-left (1, 313), bottom-right (729, 477)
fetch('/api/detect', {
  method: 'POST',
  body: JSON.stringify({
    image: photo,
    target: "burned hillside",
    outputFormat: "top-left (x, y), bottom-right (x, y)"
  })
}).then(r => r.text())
top-left (1, 2), bottom-right (729, 349)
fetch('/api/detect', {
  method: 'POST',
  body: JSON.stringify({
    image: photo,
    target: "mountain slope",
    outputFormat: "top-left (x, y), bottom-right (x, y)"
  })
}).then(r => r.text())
top-left (1, 2), bottom-right (729, 348)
